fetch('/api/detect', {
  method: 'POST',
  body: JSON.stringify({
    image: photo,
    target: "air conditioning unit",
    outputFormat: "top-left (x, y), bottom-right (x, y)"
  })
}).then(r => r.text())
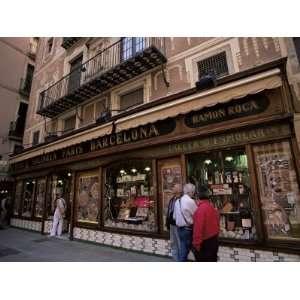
top-left (195, 74), bottom-right (217, 91)
top-left (96, 110), bottom-right (111, 124)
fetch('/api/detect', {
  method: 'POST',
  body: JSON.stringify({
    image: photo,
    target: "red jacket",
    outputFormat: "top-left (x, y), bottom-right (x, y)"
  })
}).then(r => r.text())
top-left (193, 200), bottom-right (220, 251)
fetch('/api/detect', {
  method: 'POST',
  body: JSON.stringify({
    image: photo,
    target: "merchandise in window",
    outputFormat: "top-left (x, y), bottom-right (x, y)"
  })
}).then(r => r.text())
top-left (253, 141), bottom-right (300, 241)
top-left (187, 149), bottom-right (256, 240)
top-left (34, 178), bottom-right (46, 218)
top-left (13, 181), bottom-right (23, 216)
top-left (22, 180), bottom-right (36, 217)
top-left (76, 171), bottom-right (99, 224)
top-left (104, 160), bottom-right (156, 232)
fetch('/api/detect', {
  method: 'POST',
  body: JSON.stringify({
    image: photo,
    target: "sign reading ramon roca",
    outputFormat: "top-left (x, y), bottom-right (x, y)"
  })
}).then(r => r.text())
top-left (185, 93), bottom-right (269, 128)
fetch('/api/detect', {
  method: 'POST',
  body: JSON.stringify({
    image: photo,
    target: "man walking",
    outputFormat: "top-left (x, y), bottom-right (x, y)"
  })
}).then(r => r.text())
top-left (193, 185), bottom-right (220, 262)
top-left (50, 193), bottom-right (66, 237)
top-left (166, 183), bottom-right (182, 261)
top-left (173, 183), bottom-right (197, 262)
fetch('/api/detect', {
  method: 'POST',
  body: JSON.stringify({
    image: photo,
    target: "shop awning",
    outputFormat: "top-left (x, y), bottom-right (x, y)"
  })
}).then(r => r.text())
top-left (115, 68), bottom-right (282, 131)
top-left (9, 68), bottom-right (283, 164)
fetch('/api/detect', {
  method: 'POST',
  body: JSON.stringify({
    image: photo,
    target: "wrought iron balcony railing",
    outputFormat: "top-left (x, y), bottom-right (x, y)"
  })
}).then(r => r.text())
top-left (37, 37), bottom-right (167, 118)
top-left (61, 37), bottom-right (82, 49)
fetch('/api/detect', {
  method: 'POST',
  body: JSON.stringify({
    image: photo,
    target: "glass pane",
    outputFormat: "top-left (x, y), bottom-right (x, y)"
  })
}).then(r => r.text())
top-left (187, 149), bottom-right (256, 240)
top-left (76, 171), bottom-right (99, 223)
top-left (34, 178), bottom-right (46, 218)
top-left (253, 141), bottom-right (300, 241)
top-left (159, 158), bottom-right (182, 232)
top-left (122, 37), bottom-right (133, 61)
top-left (13, 181), bottom-right (23, 216)
top-left (22, 180), bottom-right (36, 217)
top-left (135, 37), bottom-right (146, 52)
top-left (104, 160), bottom-right (156, 232)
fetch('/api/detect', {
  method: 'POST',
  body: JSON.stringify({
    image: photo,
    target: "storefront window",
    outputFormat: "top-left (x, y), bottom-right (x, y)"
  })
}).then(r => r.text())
top-left (253, 141), bottom-right (300, 241)
top-left (187, 149), bottom-right (256, 240)
top-left (21, 180), bottom-right (36, 217)
top-left (34, 178), bottom-right (46, 218)
top-left (76, 170), bottom-right (99, 223)
top-left (104, 160), bottom-right (156, 232)
top-left (13, 181), bottom-right (23, 216)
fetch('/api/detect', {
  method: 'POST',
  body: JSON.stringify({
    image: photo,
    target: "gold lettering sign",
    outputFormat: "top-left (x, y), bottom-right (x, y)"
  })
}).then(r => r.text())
top-left (185, 94), bottom-right (269, 128)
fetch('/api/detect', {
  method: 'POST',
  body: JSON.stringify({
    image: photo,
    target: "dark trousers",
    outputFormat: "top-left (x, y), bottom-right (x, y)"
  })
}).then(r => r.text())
top-left (193, 235), bottom-right (219, 262)
top-left (177, 227), bottom-right (193, 262)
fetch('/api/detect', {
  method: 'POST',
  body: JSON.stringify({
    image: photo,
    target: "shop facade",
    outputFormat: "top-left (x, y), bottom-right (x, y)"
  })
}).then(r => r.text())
top-left (9, 63), bottom-right (300, 261)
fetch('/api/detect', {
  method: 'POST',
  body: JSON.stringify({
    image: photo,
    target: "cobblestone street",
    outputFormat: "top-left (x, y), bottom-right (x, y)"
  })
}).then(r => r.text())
top-left (0, 227), bottom-right (171, 262)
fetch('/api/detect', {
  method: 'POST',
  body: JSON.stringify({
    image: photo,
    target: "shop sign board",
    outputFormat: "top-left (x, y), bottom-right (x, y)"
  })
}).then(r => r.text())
top-left (184, 93), bottom-right (270, 128)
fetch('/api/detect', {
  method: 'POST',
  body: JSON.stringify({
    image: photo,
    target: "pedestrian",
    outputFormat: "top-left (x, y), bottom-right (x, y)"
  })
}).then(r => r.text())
top-left (50, 192), bottom-right (66, 237)
top-left (192, 185), bottom-right (220, 262)
top-left (166, 183), bottom-right (182, 261)
top-left (173, 183), bottom-right (197, 262)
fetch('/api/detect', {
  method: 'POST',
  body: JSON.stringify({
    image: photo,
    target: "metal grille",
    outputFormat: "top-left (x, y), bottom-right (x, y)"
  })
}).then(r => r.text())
top-left (197, 51), bottom-right (229, 79)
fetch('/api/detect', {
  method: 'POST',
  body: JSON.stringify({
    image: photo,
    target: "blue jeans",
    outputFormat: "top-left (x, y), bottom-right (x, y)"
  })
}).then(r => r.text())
top-left (177, 227), bottom-right (193, 262)
top-left (170, 225), bottom-right (181, 261)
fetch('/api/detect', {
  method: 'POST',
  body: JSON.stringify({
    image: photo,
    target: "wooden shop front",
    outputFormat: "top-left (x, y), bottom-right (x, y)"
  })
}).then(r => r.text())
top-left (9, 63), bottom-right (300, 255)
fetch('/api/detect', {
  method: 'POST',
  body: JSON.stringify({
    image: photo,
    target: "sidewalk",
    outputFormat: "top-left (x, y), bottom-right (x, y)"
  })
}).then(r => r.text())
top-left (0, 227), bottom-right (172, 262)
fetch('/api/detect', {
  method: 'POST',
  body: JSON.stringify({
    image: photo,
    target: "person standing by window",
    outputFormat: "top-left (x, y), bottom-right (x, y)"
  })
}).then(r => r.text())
top-left (192, 185), bottom-right (220, 262)
top-left (166, 183), bottom-right (182, 261)
top-left (173, 183), bottom-right (197, 262)
top-left (50, 192), bottom-right (66, 237)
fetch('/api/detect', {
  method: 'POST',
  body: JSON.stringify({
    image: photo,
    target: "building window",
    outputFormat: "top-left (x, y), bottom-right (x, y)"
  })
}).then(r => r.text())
top-left (32, 130), bottom-right (40, 146)
top-left (121, 37), bottom-right (146, 61)
top-left (68, 55), bottom-right (83, 93)
top-left (104, 160), bottom-right (156, 232)
top-left (197, 51), bottom-right (229, 79)
top-left (22, 180), bottom-right (36, 217)
top-left (187, 148), bottom-right (256, 240)
top-left (293, 38), bottom-right (300, 63)
top-left (63, 115), bottom-right (76, 134)
top-left (47, 38), bottom-right (53, 54)
top-left (22, 64), bottom-right (34, 94)
top-left (76, 170), bottom-right (100, 224)
top-left (119, 87), bottom-right (144, 111)
top-left (82, 103), bottom-right (95, 126)
top-left (13, 181), bottom-right (23, 216)
top-left (253, 140), bottom-right (300, 241)
top-left (34, 178), bottom-right (46, 218)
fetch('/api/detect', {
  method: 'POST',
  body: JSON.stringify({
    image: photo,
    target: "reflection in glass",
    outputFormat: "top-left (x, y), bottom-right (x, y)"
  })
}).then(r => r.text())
top-left (253, 141), bottom-right (300, 241)
top-left (13, 181), bottom-right (23, 216)
top-left (34, 178), bottom-right (46, 218)
top-left (22, 180), bottom-right (35, 217)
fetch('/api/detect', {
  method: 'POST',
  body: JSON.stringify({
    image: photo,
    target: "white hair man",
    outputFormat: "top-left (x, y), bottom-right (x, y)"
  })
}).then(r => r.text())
top-left (173, 183), bottom-right (197, 261)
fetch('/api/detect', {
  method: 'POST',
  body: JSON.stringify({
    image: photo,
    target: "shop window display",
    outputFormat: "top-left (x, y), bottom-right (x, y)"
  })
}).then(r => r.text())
top-left (187, 149), bottom-right (256, 240)
top-left (21, 180), bottom-right (36, 217)
top-left (253, 141), bottom-right (300, 241)
top-left (13, 181), bottom-right (23, 216)
top-left (104, 160), bottom-right (156, 232)
top-left (34, 178), bottom-right (46, 218)
top-left (76, 171), bottom-right (99, 223)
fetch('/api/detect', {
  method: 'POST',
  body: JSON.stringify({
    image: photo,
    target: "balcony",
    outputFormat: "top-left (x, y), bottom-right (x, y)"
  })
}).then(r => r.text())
top-left (37, 37), bottom-right (167, 118)
top-left (8, 121), bottom-right (24, 141)
top-left (61, 37), bottom-right (82, 49)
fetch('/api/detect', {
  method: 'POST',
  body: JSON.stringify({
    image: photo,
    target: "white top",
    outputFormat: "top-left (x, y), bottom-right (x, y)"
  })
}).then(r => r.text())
top-left (173, 194), bottom-right (197, 227)
top-left (54, 198), bottom-right (66, 218)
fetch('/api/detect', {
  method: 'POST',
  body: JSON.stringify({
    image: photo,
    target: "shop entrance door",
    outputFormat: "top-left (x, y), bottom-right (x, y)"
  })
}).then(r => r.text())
top-left (157, 157), bottom-right (183, 233)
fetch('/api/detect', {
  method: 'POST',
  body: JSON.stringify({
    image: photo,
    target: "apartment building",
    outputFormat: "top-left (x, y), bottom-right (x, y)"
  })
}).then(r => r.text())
top-left (8, 37), bottom-right (300, 261)
top-left (0, 37), bottom-right (38, 199)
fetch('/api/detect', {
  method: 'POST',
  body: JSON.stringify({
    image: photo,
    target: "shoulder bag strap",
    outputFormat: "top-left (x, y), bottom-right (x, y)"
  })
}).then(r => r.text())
top-left (179, 198), bottom-right (190, 226)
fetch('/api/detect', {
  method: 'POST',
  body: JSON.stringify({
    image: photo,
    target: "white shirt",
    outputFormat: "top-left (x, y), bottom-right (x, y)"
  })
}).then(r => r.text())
top-left (173, 194), bottom-right (197, 227)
